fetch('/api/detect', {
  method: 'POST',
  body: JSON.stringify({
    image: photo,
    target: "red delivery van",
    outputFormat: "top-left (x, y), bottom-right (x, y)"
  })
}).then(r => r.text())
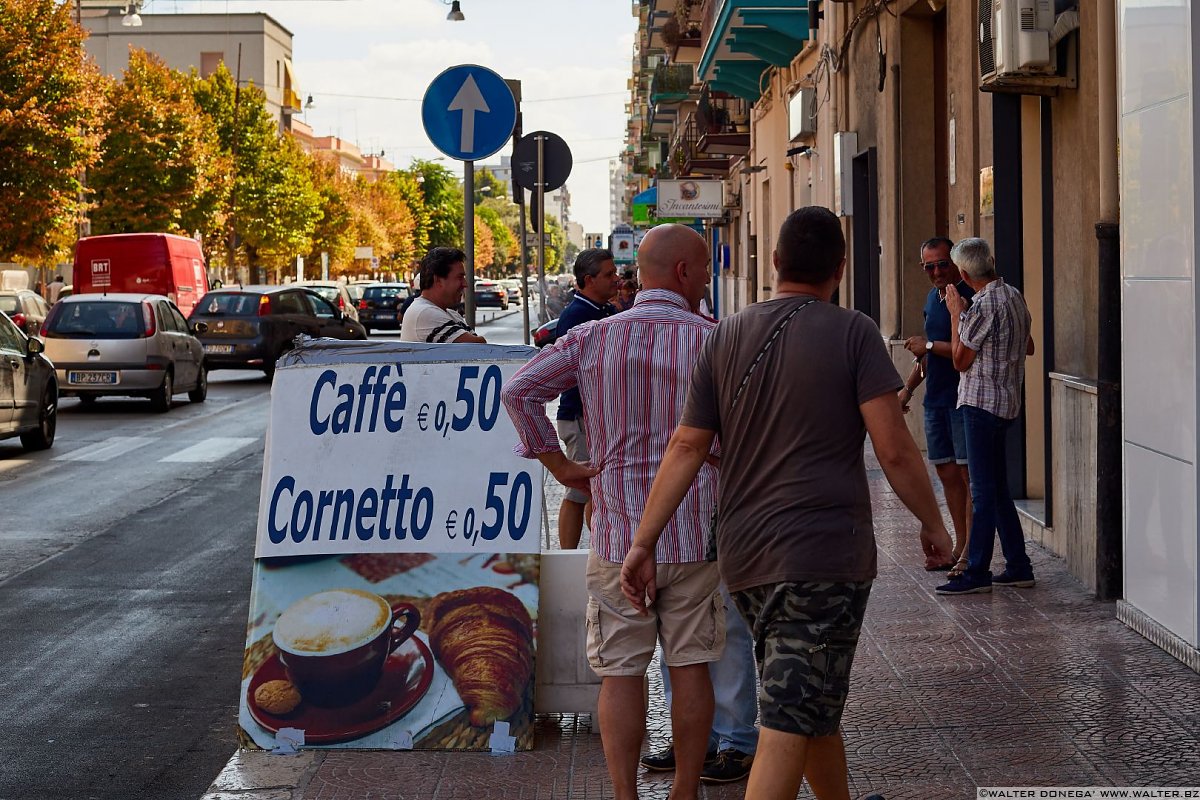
top-left (73, 233), bottom-right (209, 316)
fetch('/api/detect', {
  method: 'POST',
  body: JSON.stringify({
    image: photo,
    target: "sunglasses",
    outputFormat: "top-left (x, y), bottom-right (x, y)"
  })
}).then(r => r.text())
top-left (921, 259), bottom-right (954, 272)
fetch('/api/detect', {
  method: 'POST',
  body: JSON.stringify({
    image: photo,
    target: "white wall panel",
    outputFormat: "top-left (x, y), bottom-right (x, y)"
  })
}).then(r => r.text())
top-left (1124, 443), bottom-right (1198, 646)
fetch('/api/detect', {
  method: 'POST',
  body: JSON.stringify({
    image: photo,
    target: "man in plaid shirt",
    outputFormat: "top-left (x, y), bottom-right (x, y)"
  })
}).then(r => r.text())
top-left (938, 237), bottom-right (1036, 595)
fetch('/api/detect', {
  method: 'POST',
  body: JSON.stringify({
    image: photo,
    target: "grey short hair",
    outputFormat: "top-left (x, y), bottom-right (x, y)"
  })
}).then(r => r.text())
top-left (950, 237), bottom-right (996, 280)
top-left (573, 248), bottom-right (613, 289)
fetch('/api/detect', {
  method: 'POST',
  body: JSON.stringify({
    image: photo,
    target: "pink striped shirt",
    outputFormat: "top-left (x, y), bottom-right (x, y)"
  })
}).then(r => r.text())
top-left (501, 289), bottom-right (717, 564)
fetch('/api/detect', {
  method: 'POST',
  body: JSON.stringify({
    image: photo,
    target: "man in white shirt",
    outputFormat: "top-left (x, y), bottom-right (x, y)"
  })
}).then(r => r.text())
top-left (400, 247), bottom-right (488, 344)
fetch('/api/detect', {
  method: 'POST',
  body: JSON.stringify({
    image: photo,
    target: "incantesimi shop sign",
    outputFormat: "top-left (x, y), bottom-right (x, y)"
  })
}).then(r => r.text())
top-left (656, 179), bottom-right (723, 219)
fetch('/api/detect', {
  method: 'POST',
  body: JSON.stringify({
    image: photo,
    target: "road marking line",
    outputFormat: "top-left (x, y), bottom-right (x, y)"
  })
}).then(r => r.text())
top-left (159, 437), bottom-right (258, 463)
top-left (54, 436), bottom-right (155, 462)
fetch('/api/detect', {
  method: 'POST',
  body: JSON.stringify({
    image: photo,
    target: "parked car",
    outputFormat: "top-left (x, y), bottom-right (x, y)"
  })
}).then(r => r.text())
top-left (532, 317), bottom-right (559, 348)
top-left (500, 279), bottom-right (524, 305)
top-left (0, 309), bottom-right (57, 450)
top-left (295, 280), bottom-right (360, 322)
top-left (0, 289), bottom-right (51, 339)
top-left (73, 233), bottom-right (209, 317)
top-left (358, 283), bottom-right (410, 333)
top-left (189, 286), bottom-right (368, 378)
top-left (474, 280), bottom-right (509, 310)
top-left (41, 293), bottom-right (207, 411)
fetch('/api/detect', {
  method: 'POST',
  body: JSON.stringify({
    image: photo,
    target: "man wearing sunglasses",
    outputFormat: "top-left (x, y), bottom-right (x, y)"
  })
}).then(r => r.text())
top-left (898, 237), bottom-right (974, 575)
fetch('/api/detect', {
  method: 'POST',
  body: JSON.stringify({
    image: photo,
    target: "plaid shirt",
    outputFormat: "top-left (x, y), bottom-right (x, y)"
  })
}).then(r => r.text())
top-left (500, 289), bottom-right (716, 564)
top-left (956, 278), bottom-right (1031, 420)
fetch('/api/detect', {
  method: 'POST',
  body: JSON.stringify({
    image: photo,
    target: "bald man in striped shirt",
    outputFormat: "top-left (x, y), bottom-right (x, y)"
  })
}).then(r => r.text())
top-left (502, 224), bottom-right (720, 800)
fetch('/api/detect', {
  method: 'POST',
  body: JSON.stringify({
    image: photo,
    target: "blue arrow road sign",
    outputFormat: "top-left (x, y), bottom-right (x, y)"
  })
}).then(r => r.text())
top-left (421, 64), bottom-right (517, 162)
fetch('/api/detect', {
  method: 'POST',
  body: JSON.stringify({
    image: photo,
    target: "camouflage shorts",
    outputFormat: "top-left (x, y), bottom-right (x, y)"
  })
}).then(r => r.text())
top-left (732, 581), bottom-right (872, 737)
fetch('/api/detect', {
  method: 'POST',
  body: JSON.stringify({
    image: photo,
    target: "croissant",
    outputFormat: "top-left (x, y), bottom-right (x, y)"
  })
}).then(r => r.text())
top-left (427, 587), bottom-right (535, 727)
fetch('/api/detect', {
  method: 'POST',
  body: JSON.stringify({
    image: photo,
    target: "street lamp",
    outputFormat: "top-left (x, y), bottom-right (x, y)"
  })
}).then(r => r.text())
top-left (445, 0), bottom-right (465, 21)
top-left (121, 1), bottom-right (143, 27)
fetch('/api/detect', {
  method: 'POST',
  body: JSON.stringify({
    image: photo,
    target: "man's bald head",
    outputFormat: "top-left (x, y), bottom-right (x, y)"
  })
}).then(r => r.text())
top-left (635, 223), bottom-right (710, 311)
top-left (637, 224), bottom-right (707, 283)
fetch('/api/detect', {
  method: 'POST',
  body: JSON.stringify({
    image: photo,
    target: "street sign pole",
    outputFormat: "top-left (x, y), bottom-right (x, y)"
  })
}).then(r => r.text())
top-left (464, 160), bottom-right (476, 327)
top-left (506, 79), bottom-right (530, 345)
top-left (420, 65), bottom-right (518, 331)
top-left (517, 192), bottom-right (530, 344)
top-left (536, 134), bottom-right (547, 325)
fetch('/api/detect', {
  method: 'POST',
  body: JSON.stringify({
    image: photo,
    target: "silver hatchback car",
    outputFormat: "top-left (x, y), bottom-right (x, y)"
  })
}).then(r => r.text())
top-left (42, 293), bottom-right (208, 411)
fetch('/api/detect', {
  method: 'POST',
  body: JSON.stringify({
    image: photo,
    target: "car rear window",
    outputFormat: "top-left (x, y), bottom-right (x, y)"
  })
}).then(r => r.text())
top-left (195, 292), bottom-right (261, 316)
top-left (0, 297), bottom-right (19, 314)
top-left (364, 286), bottom-right (409, 300)
top-left (46, 301), bottom-right (144, 339)
top-left (306, 286), bottom-right (340, 302)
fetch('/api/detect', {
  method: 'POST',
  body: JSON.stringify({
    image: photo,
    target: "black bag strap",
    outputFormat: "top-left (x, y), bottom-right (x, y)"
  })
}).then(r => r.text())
top-left (730, 298), bottom-right (818, 408)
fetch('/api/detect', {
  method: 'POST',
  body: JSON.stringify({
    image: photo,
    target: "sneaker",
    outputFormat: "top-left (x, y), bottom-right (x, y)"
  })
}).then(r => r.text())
top-left (935, 575), bottom-right (992, 595)
top-left (863, 795), bottom-right (887, 800)
top-left (700, 748), bottom-right (754, 784)
top-left (639, 745), bottom-right (718, 772)
top-left (992, 570), bottom-right (1036, 588)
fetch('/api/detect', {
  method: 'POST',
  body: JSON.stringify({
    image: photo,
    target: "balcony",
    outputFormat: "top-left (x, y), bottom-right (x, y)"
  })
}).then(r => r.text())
top-left (650, 63), bottom-right (695, 105)
top-left (669, 113), bottom-right (733, 177)
top-left (698, 0), bottom-right (809, 104)
top-left (696, 87), bottom-right (750, 157)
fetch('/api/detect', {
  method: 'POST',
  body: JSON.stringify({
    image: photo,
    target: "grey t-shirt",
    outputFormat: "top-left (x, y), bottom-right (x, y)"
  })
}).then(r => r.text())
top-left (680, 296), bottom-right (903, 591)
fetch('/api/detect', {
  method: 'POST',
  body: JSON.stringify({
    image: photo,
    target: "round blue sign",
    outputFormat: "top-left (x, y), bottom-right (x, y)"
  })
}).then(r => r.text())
top-left (421, 64), bottom-right (517, 162)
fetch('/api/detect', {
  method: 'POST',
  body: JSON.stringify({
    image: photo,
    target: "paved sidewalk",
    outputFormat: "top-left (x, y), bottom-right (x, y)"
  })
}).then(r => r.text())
top-left (204, 456), bottom-right (1200, 800)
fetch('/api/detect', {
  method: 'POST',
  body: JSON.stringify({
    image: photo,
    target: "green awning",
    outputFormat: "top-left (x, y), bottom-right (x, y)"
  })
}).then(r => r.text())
top-left (698, 2), bottom-right (810, 105)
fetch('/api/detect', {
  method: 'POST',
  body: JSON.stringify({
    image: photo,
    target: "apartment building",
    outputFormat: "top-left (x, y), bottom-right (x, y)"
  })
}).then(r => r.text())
top-left (80, 6), bottom-right (302, 131)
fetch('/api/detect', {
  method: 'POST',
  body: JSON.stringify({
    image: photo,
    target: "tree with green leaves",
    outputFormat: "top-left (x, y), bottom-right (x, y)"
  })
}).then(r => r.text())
top-left (404, 159), bottom-right (461, 250)
top-left (0, 0), bottom-right (102, 262)
top-left (90, 50), bottom-right (228, 240)
top-left (390, 171), bottom-right (429, 258)
top-left (192, 63), bottom-right (320, 278)
top-left (473, 167), bottom-right (508, 205)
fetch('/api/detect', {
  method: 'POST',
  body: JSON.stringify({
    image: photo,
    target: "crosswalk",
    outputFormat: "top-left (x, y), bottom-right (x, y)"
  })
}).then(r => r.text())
top-left (40, 435), bottom-right (260, 464)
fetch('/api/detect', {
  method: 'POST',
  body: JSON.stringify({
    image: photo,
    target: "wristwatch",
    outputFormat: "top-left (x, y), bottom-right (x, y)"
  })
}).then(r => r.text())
top-left (925, 340), bottom-right (935, 353)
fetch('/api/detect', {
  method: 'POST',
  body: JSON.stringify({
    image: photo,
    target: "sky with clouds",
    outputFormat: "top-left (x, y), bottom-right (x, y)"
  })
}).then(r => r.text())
top-left (163, 0), bottom-right (637, 234)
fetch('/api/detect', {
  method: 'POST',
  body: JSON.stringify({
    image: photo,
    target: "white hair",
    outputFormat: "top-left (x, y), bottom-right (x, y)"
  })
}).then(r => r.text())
top-left (950, 237), bottom-right (996, 280)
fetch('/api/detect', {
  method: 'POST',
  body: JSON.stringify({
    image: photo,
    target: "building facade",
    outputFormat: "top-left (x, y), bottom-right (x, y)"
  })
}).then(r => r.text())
top-left (622, 0), bottom-right (1197, 673)
top-left (81, 8), bottom-right (303, 132)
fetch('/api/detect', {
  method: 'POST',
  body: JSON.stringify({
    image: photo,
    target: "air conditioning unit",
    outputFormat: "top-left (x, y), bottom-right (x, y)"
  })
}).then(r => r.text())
top-left (722, 178), bottom-right (741, 209)
top-left (979, 0), bottom-right (1055, 82)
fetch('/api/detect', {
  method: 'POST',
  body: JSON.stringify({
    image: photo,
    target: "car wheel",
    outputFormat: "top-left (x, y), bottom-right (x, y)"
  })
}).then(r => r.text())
top-left (188, 367), bottom-right (208, 403)
top-left (263, 357), bottom-right (277, 381)
top-left (151, 371), bottom-right (173, 413)
top-left (20, 385), bottom-right (57, 451)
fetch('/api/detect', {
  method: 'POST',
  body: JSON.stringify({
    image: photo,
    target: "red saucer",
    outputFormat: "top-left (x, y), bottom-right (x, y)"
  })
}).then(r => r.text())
top-left (247, 635), bottom-right (436, 744)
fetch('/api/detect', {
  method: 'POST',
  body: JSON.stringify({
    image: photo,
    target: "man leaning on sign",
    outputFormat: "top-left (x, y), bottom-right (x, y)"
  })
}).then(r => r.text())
top-left (400, 247), bottom-right (487, 344)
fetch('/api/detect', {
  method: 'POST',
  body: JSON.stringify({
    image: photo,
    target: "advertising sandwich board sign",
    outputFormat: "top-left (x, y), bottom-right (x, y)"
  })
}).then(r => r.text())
top-left (239, 340), bottom-right (542, 752)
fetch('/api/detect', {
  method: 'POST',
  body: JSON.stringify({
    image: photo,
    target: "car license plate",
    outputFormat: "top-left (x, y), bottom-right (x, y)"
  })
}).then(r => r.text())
top-left (69, 371), bottom-right (117, 385)
top-left (204, 344), bottom-right (234, 354)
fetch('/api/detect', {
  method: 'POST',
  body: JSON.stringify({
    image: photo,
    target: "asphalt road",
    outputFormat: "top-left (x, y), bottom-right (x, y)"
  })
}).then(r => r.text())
top-left (0, 305), bottom-right (531, 800)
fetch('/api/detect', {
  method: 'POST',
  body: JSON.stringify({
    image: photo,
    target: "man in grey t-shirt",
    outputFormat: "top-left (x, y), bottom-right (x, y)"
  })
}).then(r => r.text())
top-left (621, 206), bottom-right (953, 800)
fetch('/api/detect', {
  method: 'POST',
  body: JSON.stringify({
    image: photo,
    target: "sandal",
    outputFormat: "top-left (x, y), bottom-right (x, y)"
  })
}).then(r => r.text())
top-left (947, 558), bottom-right (969, 579)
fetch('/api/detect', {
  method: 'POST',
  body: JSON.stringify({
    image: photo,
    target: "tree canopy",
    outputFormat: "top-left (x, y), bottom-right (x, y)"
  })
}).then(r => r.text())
top-left (0, 0), bottom-right (102, 262)
top-left (0, 31), bottom-right (584, 280)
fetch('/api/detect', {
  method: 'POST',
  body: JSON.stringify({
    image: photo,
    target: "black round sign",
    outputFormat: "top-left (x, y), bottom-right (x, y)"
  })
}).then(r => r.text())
top-left (512, 131), bottom-right (573, 192)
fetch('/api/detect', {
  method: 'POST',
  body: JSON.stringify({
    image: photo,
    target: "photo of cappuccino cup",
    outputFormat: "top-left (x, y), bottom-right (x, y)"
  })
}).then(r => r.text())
top-left (272, 588), bottom-right (420, 707)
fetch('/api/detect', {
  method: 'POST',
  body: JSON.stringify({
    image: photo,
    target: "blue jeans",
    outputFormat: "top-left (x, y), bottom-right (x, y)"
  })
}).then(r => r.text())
top-left (661, 584), bottom-right (759, 754)
top-left (962, 405), bottom-right (1033, 582)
